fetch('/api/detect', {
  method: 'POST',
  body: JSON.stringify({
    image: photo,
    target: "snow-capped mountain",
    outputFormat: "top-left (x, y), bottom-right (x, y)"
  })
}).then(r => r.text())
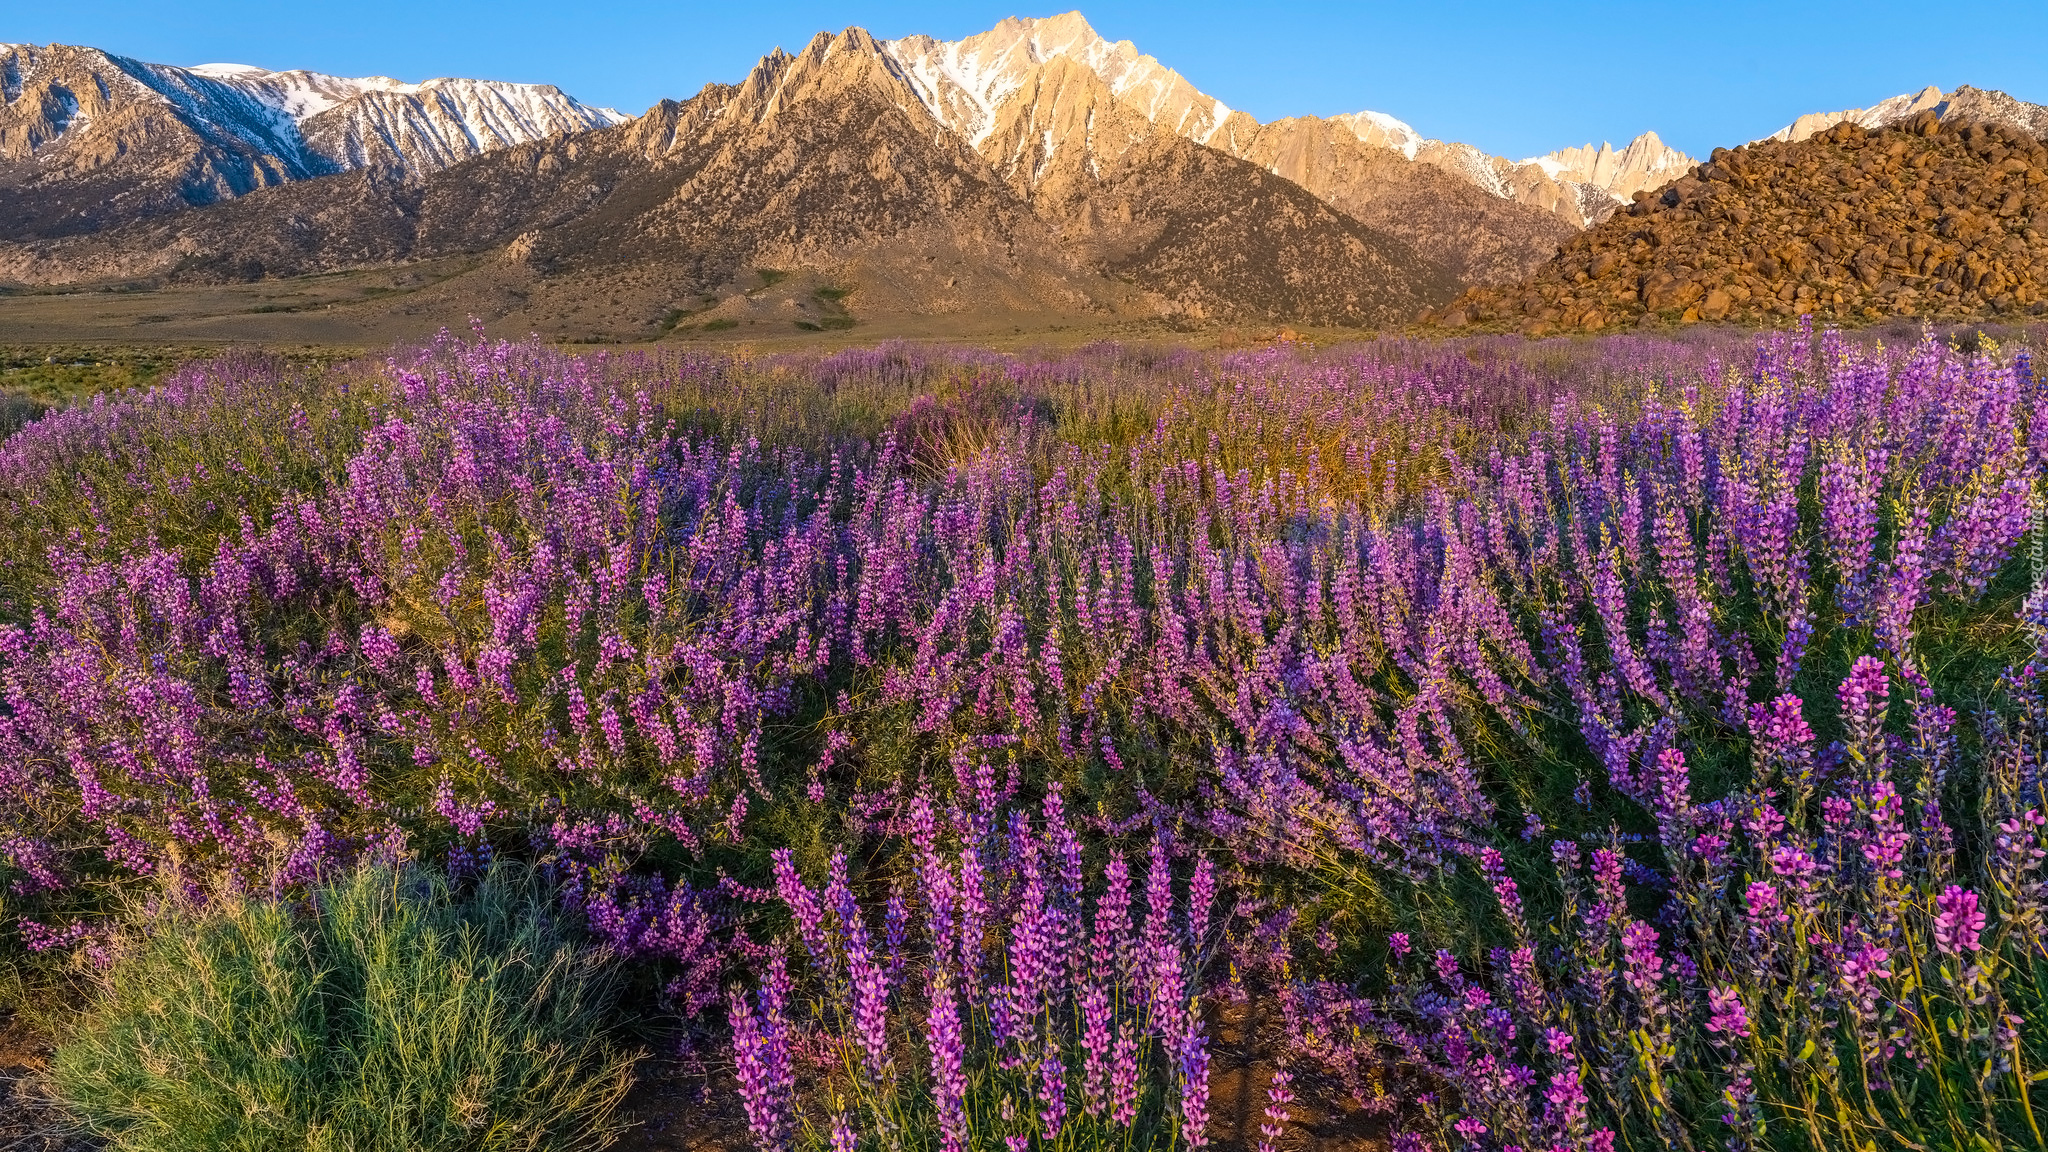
top-left (1524, 134), bottom-right (1692, 191)
top-left (1765, 85), bottom-right (2048, 143)
top-left (4, 44), bottom-right (624, 176)
top-left (0, 41), bottom-right (625, 238)
top-left (858, 15), bottom-right (1567, 285)
top-left (293, 76), bottom-right (627, 174)
top-left (1515, 132), bottom-right (1695, 220)
top-left (871, 14), bottom-right (1689, 231)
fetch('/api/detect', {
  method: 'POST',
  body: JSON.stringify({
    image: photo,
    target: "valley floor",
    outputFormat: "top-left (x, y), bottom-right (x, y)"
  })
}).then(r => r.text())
top-left (0, 272), bottom-right (1390, 354)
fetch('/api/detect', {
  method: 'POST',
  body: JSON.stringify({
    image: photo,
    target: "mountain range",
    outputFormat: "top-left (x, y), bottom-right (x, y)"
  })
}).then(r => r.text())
top-left (1, 14), bottom-right (2044, 337)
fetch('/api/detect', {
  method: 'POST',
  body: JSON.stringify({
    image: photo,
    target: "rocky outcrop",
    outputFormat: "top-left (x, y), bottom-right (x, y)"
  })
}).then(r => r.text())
top-left (1423, 115), bottom-right (2048, 332)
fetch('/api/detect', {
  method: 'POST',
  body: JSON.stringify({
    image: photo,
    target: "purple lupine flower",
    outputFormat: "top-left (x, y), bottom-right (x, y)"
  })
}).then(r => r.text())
top-left (1142, 839), bottom-right (1187, 1043)
top-left (1110, 1017), bottom-right (1141, 1127)
top-left (1650, 746), bottom-right (1692, 832)
top-left (729, 986), bottom-right (790, 1151)
top-left (1705, 986), bottom-right (1750, 1041)
top-left (1079, 977), bottom-right (1113, 1117)
top-left (1188, 855), bottom-right (1217, 950)
top-left (1543, 1063), bottom-right (1590, 1139)
top-left (1933, 886), bottom-right (1986, 955)
top-left (926, 965), bottom-right (969, 1152)
top-left (1839, 939), bottom-right (1892, 990)
top-left (1748, 693), bottom-right (1816, 785)
top-left (1095, 851), bottom-right (1133, 968)
top-left (1479, 847), bottom-right (1524, 928)
top-left (1863, 779), bottom-right (1909, 881)
top-left (848, 936), bottom-right (893, 1080)
top-left (1875, 501), bottom-right (1932, 659)
top-left (1619, 921), bottom-right (1664, 1003)
top-left (958, 845), bottom-right (989, 1001)
top-left (1038, 1040), bottom-right (1068, 1140)
top-left (1178, 1016), bottom-right (1211, 1148)
top-left (1820, 447), bottom-right (1883, 621)
top-left (883, 882), bottom-right (909, 990)
top-left (771, 849), bottom-right (835, 975)
top-left (1993, 807), bottom-right (2048, 931)
top-left (1257, 1068), bottom-right (1294, 1152)
top-left (1838, 656), bottom-right (1890, 764)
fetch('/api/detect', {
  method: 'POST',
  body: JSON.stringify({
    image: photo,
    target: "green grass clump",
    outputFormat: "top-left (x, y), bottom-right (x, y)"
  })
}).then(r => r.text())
top-left (52, 862), bottom-right (639, 1152)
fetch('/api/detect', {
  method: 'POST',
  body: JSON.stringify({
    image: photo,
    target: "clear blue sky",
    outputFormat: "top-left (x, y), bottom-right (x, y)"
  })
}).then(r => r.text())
top-left (8, 1), bottom-right (2045, 160)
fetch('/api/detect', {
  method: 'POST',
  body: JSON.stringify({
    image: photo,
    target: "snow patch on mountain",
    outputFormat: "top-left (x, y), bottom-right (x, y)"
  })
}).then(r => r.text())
top-left (193, 64), bottom-right (416, 120)
top-left (883, 34), bottom-right (1030, 145)
top-left (1333, 110), bottom-right (1425, 159)
top-left (883, 12), bottom-right (1233, 148)
top-left (297, 77), bottom-right (628, 175)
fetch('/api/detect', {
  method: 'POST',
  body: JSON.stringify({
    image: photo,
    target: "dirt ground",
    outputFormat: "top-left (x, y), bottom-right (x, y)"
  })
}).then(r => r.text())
top-left (0, 265), bottom-right (1377, 355)
top-left (0, 1024), bottom-right (88, 1152)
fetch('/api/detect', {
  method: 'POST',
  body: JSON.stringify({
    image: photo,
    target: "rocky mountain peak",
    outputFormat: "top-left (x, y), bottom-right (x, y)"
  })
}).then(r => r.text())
top-left (718, 26), bottom-right (937, 131)
top-left (1523, 131), bottom-right (1694, 202)
top-left (884, 12), bottom-right (1232, 149)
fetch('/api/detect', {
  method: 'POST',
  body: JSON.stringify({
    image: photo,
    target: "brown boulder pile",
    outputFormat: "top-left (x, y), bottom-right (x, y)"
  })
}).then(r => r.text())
top-left (1419, 113), bottom-right (2048, 333)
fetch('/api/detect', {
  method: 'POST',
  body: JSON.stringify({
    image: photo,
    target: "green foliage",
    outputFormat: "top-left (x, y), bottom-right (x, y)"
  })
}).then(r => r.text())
top-left (51, 862), bottom-right (639, 1152)
top-left (0, 345), bottom-right (200, 407)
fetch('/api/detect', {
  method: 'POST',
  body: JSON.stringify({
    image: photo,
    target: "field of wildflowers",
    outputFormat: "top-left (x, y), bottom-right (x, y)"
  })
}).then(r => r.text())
top-left (2, 319), bottom-right (2046, 1151)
